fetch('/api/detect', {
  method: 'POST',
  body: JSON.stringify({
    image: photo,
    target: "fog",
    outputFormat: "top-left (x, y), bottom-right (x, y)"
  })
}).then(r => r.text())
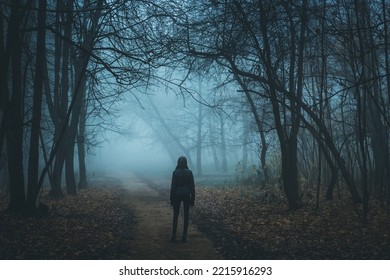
top-left (84, 75), bottom-right (260, 182)
top-left (87, 93), bottom-right (175, 178)
top-left (89, 131), bottom-right (173, 176)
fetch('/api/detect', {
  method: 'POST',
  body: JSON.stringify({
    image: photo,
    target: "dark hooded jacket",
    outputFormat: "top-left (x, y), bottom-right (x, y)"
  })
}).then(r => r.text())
top-left (170, 168), bottom-right (195, 203)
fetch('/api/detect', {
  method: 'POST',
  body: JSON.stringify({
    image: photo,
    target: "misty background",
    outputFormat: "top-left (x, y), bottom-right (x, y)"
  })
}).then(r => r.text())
top-left (88, 72), bottom-right (262, 178)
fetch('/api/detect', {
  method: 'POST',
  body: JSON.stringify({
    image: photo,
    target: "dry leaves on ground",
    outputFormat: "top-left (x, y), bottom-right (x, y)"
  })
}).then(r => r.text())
top-left (191, 185), bottom-right (390, 259)
top-left (0, 186), bottom-right (136, 259)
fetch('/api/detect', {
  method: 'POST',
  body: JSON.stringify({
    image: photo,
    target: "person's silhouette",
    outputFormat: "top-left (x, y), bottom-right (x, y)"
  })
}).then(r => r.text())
top-left (170, 156), bottom-right (195, 242)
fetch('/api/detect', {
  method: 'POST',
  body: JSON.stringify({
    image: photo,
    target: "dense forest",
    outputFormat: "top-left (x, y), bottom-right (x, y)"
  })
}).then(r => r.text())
top-left (1, 0), bottom-right (390, 258)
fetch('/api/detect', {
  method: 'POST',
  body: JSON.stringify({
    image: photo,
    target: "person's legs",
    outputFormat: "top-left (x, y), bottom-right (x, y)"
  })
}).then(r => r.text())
top-left (182, 198), bottom-right (190, 242)
top-left (171, 200), bottom-right (181, 241)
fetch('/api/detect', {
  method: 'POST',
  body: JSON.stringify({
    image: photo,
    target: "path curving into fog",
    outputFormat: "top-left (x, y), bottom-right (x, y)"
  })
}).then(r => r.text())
top-left (116, 170), bottom-right (223, 260)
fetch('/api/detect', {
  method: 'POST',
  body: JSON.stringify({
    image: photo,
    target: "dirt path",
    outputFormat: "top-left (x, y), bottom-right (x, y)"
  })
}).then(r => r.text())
top-left (117, 171), bottom-right (223, 260)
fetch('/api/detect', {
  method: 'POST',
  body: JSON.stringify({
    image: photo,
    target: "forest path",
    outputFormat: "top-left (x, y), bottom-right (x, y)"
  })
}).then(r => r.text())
top-left (116, 170), bottom-right (223, 259)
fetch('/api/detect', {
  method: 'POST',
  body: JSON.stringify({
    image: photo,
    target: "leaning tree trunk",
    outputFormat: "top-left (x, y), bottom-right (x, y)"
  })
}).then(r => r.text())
top-left (148, 95), bottom-right (195, 168)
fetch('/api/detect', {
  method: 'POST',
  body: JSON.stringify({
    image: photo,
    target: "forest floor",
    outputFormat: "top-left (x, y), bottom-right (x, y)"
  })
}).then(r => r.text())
top-left (0, 170), bottom-right (390, 259)
top-left (0, 170), bottom-right (221, 259)
top-left (118, 171), bottom-right (222, 259)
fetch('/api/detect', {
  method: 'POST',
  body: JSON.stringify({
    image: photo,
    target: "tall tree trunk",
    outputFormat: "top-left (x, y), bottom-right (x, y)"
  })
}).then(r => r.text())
top-left (6, 0), bottom-right (26, 214)
top-left (241, 117), bottom-right (249, 173)
top-left (259, 116), bottom-right (269, 182)
top-left (196, 101), bottom-right (203, 175)
top-left (381, 0), bottom-right (390, 205)
top-left (26, 0), bottom-right (47, 211)
top-left (65, 61), bottom-right (87, 195)
top-left (0, 5), bottom-right (7, 155)
top-left (208, 118), bottom-right (220, 171)
top-left (64, 0), bottom-right (105, 194)
top-left (51, 150), bottom-right (65, 198)
top-left (65, 144), bottom-right (77, 195)
top-left (280, 137), bottom-right (301, 210)
top-left (51, 0), bottom-right (73, 198)
top-left (77, 89), bottom-right (88, 189)
top-left (220, 116), bottom-right (228, 173)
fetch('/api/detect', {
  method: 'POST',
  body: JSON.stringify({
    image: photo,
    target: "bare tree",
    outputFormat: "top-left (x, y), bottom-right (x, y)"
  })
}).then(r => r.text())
top-left (26, 0), bottom-right (47, 210)
top-left (3, 0), bottom-right (28, 213)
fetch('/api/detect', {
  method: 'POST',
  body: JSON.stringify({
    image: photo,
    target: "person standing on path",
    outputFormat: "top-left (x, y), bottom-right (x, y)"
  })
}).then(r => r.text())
top-left (170, 156), bottom-right (195, 242)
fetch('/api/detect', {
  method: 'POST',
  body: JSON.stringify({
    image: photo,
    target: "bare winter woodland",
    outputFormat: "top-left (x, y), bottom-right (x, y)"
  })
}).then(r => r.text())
top-left (1, 0), bottom-right (390, 259)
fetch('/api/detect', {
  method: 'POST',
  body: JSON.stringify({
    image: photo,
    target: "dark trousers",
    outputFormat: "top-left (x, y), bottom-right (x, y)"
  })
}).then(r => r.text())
top-left (171, 196), bottom-right (190, 240)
